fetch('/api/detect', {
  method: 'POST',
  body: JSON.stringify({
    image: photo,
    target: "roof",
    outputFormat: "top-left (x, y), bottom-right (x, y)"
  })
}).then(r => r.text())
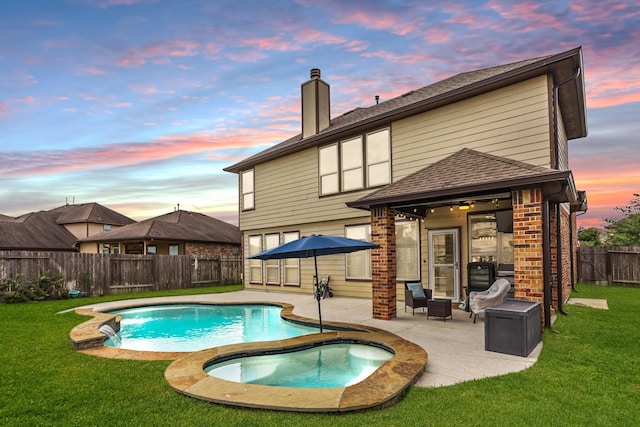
top-left (225, 47), bottom-right (586, 173)
top-left (0, 211), bottom-right (78, 251)
top-left (346, 148), bottom-right (576, 210)
top-left (78, 210), bottom-right (242, 245)
top-left (50, 203), bottom-right (135, 226)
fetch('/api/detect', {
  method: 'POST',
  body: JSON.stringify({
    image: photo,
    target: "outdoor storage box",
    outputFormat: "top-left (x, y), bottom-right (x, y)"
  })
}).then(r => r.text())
top-left (485, 299), bottom-right (541, 357)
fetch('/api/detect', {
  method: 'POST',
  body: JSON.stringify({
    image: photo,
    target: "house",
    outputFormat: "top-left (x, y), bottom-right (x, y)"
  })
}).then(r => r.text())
top-left (77, 210), bottom-right (242, 257)
top-left (0, 203), bottom-right (135, 251)
top-left (224, 47), bottom-right (588, 328)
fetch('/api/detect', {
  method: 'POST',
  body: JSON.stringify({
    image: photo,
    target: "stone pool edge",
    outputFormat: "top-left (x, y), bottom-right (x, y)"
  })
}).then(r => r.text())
top-left (165, 330), bottom-right (427, 412)
top-left (69, 300), bottom-right (428, 411)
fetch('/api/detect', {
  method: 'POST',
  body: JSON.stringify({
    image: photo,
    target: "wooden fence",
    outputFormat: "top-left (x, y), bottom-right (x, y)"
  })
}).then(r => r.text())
top-left (0, 251), bottom-right (242, 296)
top-left (577, 246), bottom-right (640, 286)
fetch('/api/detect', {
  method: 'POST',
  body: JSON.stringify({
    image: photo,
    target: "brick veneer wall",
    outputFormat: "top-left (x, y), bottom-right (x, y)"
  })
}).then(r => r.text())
top-left (185, 242), bottom-right (240, 258)
top-left (371, 206), bottom-right (397, 320)
top-left (512, 188), bottom-right (546, 326)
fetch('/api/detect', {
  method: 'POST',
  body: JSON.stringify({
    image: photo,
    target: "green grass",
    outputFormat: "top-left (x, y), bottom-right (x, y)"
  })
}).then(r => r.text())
top-left (1, 284), bottom-right (639, 426)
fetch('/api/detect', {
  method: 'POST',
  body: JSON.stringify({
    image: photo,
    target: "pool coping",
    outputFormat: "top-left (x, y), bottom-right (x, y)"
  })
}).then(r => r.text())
top-left (70, 300), bottom-right (428, 412)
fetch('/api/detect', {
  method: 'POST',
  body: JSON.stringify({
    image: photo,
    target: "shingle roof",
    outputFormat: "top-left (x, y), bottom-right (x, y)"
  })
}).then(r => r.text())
top-left (347, 148), bottom-right (572, 209)
top-left (79, 210), bottom-right (241, 245)
top-left (0, 211), bottom-right (78, 250)
top-left (225, 47), bottom-right (585, 173)
top-left (50, 203), bottom-right (135, 226)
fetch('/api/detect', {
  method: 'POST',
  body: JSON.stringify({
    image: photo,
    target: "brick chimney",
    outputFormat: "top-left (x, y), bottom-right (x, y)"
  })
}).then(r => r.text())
top-left (301, 68), bottom-right (330, 138)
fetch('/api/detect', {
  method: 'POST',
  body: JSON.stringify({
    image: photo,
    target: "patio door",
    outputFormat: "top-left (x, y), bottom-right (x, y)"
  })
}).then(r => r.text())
top-left (428, 229), bottom-right (460, 301)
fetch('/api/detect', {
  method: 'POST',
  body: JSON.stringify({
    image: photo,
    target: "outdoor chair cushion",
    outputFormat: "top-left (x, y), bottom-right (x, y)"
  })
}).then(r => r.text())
top-left (407, 282), bottom-right (426, 299)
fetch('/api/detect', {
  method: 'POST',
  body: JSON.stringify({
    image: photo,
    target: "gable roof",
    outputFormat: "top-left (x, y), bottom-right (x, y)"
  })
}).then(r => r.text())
top-left (225, 47), bottom-right (586, 173)
top-left (347, 148), bottom-right (576, 210)
top-left (0, 211), bottom-right (78, 251)
top-left (50, 203), bottom-right (135, 226)
top-left (78, 210), bottom-right (241, 245)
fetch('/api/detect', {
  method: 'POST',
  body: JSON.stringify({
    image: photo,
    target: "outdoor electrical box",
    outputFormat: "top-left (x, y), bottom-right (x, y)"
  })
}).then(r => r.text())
top-left (485, 299), bottom-right (541, 357)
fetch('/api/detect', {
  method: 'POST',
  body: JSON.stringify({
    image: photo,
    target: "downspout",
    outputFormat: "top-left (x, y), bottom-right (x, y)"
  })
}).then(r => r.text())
top-left (542, 200), bottom-right (552, 329)
top-left (572, 210), bottom-right (588, 292)
top-left (549, 67), bottom-right (581, 319)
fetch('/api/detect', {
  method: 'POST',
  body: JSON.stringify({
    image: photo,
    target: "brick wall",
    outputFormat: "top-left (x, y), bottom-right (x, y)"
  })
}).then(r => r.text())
top-left (512, 188), bottom-right (545, 326)
top-left (185, 242), bottom-right (240, 258)
top-left (371, 206), bottom-right (397, 320)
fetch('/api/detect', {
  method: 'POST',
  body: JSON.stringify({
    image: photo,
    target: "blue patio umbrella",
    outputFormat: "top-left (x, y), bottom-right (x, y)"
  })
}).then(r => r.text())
top-left (248, 234), bottom-right (379, 332)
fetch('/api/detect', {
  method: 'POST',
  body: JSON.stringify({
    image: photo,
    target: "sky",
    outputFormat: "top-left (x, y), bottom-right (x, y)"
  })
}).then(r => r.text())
top-left (1, 0), bottom-right (638, 229)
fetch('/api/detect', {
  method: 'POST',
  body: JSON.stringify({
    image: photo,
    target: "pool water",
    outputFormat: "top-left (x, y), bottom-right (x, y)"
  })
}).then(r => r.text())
top-left (204, 342), bottom-right (393, 388)
top-left (104, 304), bottom-right (323, 352)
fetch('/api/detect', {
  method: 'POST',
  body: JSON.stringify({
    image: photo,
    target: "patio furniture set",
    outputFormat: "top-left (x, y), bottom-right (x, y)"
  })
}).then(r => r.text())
top-left (404, 278), bottom-right (512, 323)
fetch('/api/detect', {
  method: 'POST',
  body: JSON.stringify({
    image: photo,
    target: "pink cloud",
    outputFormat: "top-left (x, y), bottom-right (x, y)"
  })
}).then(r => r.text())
top-left (240, 35), bottom-right (296, 51)
top-left (117, 39), bottom-right (199, 67)
top-left (0, 127), bottom-right (294, 178)
top-left (332, 9), bottom-right (418, 36)
top-left (83, 67), bottom-right (108, 75)
top-left (0, 101), bottom-right (11, 115)
top-left (92, 0), bottom-right (158, 8)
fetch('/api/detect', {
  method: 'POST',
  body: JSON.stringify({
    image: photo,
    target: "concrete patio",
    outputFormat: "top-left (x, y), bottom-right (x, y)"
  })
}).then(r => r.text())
top-left (81, 289), bottom-right (542, 388)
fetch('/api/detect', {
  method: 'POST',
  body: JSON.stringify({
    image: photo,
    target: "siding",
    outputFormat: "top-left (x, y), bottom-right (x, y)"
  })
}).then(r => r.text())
top-left (243, 218), bottom-right (373, 299)
top-left (392, 76), bottom-right (552, 179)
top-left (240, 146), bottom-right (372, 231)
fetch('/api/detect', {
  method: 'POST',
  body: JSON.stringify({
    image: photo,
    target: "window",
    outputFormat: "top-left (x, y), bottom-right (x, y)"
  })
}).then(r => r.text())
top-left (345, 224), bottom-right (372, 279)
top-left (169, 244), bottom-right (179, 256)
top-left (319, 128), bottom-right (390, 196)
top-left (319, 144), bottom-right (339, 195)
top-left (248, 235), bottom-right (262, 283)
top-left (283, 231), bottom-right (300, 286)
top-left (265, 234), bottom-right (280, 284)
top-left (341, 136), bottom-right (363, 191)
top-left (241, 169), bottom-right (254, 210)
top-left (396, 220), bottom-right (420, 281)
top-left (469, 213), bottom-right (513, 264)
top-left (112, 246), bottom-right (120, 255)
top-left (366, 129), bottom-right (390, 187)
top-left (147, 245), bottom-right (157, 254)
top-left (103, 224), bottom-right (112, 232)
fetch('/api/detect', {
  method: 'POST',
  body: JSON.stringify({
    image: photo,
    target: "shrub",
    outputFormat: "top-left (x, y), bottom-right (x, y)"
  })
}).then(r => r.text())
top-left (0, 271), bottom-right (66, 303)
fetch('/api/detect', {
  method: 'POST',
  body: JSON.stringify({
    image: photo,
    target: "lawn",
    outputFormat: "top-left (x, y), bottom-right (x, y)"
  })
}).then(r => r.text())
top-left (1, 284), bottom-right (638, 426)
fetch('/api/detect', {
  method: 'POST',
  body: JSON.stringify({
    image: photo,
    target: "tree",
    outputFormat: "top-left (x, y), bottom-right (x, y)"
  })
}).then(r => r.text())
top-left (604, 193), bottom-right (640, 246)
top-left (578, 227), bottom-right (602, 246)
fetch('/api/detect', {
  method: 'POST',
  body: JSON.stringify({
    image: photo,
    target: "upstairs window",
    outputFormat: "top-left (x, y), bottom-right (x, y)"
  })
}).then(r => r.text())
top-left (319, 128), bottom-right (390, 196)
top-left (341, 136), bottom-right (363, 191)
top-left (319, 144), bottom-right (339, 195)
top-left (366, 129), bottom-right (391, 187)
top-left (103, 224), bottom-right (112, 232)
top-left (241, 170), bottom-right (254, 211)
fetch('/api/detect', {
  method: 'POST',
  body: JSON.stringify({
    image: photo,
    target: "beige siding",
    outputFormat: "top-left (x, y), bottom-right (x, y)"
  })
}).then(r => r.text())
top-left (240, 146), bottom-right (373, 231)
top-left (557, 107), bottom-right (569, 170)
top-left (392, 76), bottom-right (553, 179)
top-left (243, 217), bottom-right (373, 298)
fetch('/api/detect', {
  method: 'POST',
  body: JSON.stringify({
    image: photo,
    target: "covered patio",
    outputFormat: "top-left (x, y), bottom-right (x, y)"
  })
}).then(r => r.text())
top-left (347, 149), bottom-right (587, 329)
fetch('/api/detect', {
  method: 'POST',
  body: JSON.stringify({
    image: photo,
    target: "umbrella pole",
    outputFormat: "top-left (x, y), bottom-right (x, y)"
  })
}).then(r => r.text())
top-left (313, 250), bottom-right (323, 333)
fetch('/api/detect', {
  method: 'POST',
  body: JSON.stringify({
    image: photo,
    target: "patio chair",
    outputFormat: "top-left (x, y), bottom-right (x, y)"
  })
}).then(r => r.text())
top-left (468, 278), bottom-right (512, 323)
top-left (404, 281), bottom-right (432, 315)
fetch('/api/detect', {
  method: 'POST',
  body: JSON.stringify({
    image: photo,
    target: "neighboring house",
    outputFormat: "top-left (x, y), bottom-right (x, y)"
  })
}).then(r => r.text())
top-left (0, 203), bottom-right (135, 251)
top-left (77, 210), bottom-right (242, 257)
top-left (224, 47), bottom-right (588, 327)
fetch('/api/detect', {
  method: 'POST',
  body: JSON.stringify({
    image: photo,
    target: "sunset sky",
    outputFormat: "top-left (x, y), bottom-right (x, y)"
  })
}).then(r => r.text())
top-left (1, 0), bottom-right (638, 229)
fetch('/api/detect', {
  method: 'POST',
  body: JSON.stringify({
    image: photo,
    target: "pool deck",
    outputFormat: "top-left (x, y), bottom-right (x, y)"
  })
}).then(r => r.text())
top-left (74, 289), bottom-right (541, 388)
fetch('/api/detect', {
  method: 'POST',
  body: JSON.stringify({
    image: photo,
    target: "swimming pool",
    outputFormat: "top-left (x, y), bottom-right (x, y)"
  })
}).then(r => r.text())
top-left (205, 342), bottom-right (393, 388)
top-left (104, 303), bottom-right (324, 352)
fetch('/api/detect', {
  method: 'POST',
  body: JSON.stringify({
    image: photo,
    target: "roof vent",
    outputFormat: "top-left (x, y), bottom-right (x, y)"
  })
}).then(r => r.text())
top-left (310, 68), bottom-right (321, 79)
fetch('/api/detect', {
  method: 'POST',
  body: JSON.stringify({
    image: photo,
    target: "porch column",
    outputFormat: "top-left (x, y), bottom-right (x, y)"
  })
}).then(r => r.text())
top-left (512, 188), bottom-right (545, 329)
top-left (371, 205), bottom-right (396, 320)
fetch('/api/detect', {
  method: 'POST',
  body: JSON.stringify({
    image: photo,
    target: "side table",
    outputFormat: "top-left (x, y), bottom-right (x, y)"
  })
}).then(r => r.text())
top-left (427, 298), bottom-right (452, 321)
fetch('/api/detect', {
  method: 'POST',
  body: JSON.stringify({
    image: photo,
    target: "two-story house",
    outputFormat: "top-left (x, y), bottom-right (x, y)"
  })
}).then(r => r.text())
top-left (224, 47), bottom-right (588, 327)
